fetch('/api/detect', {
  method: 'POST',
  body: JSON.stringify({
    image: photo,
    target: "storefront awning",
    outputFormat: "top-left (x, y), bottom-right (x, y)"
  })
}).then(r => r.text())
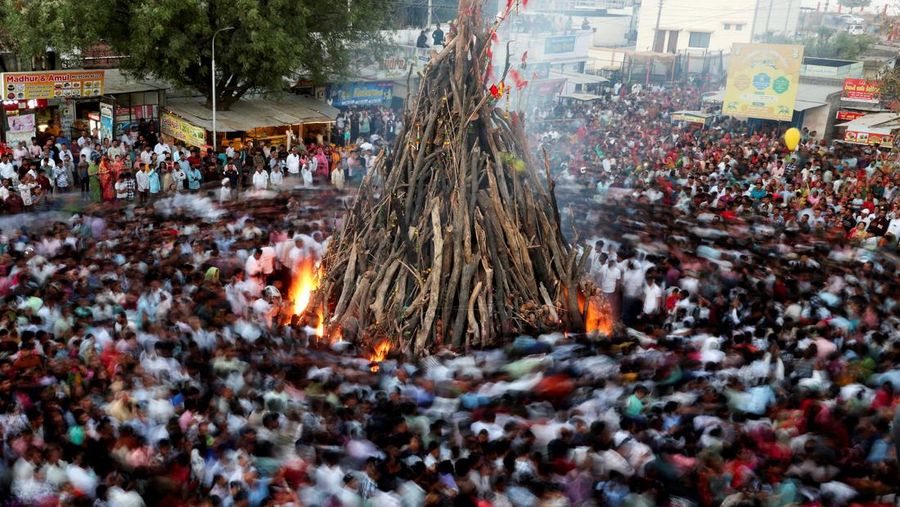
top-left (559, 92), bottom-right (604, 102)
top-left (550, 71), bottom-right (609, 86)
top-left (103, 69), bottom-right (169, 95)
top-left (671, 110), bottom-right (712, 125)
top-left (165, 95), bottom-right (339, 133)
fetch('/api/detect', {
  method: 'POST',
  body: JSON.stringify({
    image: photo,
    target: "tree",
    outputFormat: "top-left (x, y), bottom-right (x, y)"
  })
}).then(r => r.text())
top-left (1, 0), bottom-right (386, 110)
top-left (877, 65), bottom-right (900, 108)
top-left (838, 0), bottom-right (872, 12)
top-left (0, 0), bottom-right (96, 70)
top-left (762, 29), bottom-right (874, 60)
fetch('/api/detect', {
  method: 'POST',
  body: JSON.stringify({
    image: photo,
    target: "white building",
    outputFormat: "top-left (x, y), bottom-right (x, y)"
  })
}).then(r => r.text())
top-left (635, 0), bottom-right (801, 54)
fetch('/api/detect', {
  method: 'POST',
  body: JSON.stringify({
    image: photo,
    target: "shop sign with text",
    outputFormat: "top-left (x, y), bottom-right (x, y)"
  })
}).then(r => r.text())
top-left (1, 70), bottom-right (105, 100)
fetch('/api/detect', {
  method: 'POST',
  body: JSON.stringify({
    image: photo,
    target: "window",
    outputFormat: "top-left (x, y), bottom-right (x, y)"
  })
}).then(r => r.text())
top-left (735, 24), bottom-right (744, 31)
top-left (724, 23), bottom-right (731, 30)
top-left (688, 31), bottom-right (711, 49)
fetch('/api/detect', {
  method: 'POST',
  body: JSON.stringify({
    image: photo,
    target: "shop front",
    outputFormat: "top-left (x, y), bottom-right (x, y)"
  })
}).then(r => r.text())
top-left (0, 69), bottom-right (167, 150)
top-left (163, 95), bottom-right (339, 152)
top-left (836, 112), bottom-right (900, 149)
top-left (1, 69), bottom-right (106, 148)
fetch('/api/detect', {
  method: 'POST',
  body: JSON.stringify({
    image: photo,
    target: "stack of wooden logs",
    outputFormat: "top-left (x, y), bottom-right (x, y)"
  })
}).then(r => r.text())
top-left (312, 0), bottom-right (590, 355)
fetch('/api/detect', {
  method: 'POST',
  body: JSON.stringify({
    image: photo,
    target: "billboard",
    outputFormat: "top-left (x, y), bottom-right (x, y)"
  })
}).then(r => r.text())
top-left (1, 70), bottom-right (105, 101)
top-left (722, 43), bottom-right (804, 122)
top-left (161, 111), bottom-right (206, 148)
top-left (328, 82), bottom-right (393, 107)
top-left (545, 36), bottom-right (577, 55)
top-left (842, 78), bottom-right (879, 103)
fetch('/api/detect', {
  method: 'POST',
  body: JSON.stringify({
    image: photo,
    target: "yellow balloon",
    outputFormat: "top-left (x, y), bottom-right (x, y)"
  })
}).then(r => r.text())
top-left (784, 128), bottom-right (801, 151)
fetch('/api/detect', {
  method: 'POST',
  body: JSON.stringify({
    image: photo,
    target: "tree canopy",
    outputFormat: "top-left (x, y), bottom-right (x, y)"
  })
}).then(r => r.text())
top-left (1, 0), bottom-right (387, 110)
top-left (762, 28), bottom-right (874, 61)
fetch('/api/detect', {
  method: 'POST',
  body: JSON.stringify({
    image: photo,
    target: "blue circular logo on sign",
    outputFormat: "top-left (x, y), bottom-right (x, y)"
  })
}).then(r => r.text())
top-left (752, 73), bottom-right (771, 90)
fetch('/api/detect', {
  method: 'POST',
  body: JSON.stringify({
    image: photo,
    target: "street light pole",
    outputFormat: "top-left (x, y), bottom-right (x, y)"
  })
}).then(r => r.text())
top-left (211, 26), bottom-right (234, 152)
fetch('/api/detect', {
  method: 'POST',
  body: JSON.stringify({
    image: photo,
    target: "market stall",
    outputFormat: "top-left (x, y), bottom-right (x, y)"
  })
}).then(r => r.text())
top-left (671, 110), bottom-right (712, 126)
top-left (836, 112), bottom-right (900, 148)
top-left (163, 95), bottom-right (338, 151)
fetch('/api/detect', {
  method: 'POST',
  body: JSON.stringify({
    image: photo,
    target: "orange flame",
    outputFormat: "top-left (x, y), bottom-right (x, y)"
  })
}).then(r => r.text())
top-left (369, 340), bottom-right (391, 372)
top-left (584, 293), bottom-right (614, 336)
top-left (289, 257), bottom-right (325, 339)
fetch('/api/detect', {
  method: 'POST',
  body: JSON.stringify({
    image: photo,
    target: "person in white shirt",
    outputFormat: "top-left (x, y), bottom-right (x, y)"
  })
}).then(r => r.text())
top-left (12, 143), bottom-right (28, 166)
top-left (76, 131), bottom-right (90, 147)
top-left (58, 144), bottom-right (74, 167)
top-left (245, 249), bottom-right (266, 291)
top-left (286, 148), bottom-right (301, 176)
top-left (620, 260), bottom-right (645, 325)
top-left (171, 165), bottom-right (187, 192)
top-left (154, 141), bottom-right (170, 157)
top-left (219, 178), bottom-right (232, 203)
top-left (0, 154), bottom-right (16, 183)
top-left (269, 166), bottom-right (284, 188)
top-left (252, 166), bottom-right (269, 191)
top-left (259, 246), bottom-right (276, 278)
top-left (115, 176), bottom-right (129, 200)
top-left (79, 143), bottom-right (94, 164)
top-left (140, 146), bottom-right (153, 165)
top-left (40, 156), bottom-right (56, 172)
top-left (135, 165), bottom-right (150, 205)
top-left (597, 258), bottom-right (622, 317)
top-left (642, 278), bottom-right (663, 318)
top-left (27, 138), bottom-right (42, 158)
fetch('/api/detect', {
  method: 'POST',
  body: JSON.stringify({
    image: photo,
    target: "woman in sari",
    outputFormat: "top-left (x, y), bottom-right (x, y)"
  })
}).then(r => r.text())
top-left (88, 160), bottom-right (102, 203)
top-left (98, 156), bottom-right (115, 202)
top-left (111, 155), bottom-right (125, 179)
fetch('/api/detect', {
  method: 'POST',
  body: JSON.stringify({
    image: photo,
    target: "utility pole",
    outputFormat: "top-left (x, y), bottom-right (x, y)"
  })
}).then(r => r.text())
top-left (654, 0), bottom-right (664, 51)
top-left (647, 0), bottom-right (663, 84)
top-left (785, 0), bottom-right (794, 35)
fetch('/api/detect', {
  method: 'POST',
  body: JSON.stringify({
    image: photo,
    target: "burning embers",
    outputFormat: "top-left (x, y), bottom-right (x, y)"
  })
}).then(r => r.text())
top-left (288, 257), bottom-right (325, 340)
top-left (368, 340), bottom-right (392, 372)
top-left (578, 289), bottom-right (614, 336)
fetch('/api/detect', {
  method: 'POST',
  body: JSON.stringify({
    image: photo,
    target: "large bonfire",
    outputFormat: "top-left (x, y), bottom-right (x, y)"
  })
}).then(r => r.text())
top-left (311, 0), bottom-right (597, 355)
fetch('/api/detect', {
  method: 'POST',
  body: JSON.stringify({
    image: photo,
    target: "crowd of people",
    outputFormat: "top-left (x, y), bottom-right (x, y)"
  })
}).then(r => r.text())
top-left (0, 80), bottom-right (896, 507)
top-left (0, 124), bottom-right (384, 213)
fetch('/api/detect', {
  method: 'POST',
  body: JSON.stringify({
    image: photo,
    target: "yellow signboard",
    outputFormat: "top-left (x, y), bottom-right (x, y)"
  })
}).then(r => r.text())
top-left (1, 70), bottom-right (105, 101)
top-left (161, 111), bottom-right (206, 148)
top-left (722, 43), bottom-right (804, 122)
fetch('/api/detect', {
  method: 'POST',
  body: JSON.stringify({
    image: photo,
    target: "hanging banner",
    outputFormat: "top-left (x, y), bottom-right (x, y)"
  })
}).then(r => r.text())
top-left (836, 110), bottom-right (866, 121)
top-left (5, 113), bottom-right (35, 146)
top-left (161, 111), bottom-right (206, 147)
top-left (100, 102), bottom-right (114, 142)
top-left (841, 78), bottom-right (879, 103)
top-left (844, 130), bottom-right (895, 147)
top-left (1, 70), bottom-right (105, 100)
top-left (328, 82), bottom-right (394, 107)
top-left (721, 43), bottom-right (804, 122)
top-left (545, 36), bottom-right (577, 55)
top-left (60, 100), bottom-right (76, 137)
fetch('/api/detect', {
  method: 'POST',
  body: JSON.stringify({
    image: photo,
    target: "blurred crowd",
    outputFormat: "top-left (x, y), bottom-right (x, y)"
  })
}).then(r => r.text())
top-left (0, 81), bottom-right (896, 507)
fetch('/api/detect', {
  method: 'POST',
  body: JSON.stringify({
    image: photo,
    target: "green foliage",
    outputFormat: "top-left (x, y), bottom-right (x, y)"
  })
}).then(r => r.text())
top-left (0, 0), bottom-right (95, 63)
top-left (877, 65), bottom-right (900, 105)
top-left (762, 29), bottom-right (874, 60)
top-left (1, 0), bottom-right (387, 109)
